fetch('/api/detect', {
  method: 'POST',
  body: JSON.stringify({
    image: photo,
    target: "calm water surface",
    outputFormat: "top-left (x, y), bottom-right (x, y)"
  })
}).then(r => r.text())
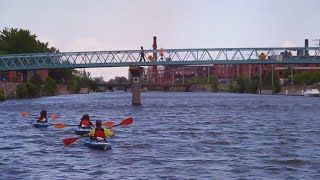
top-left (0, 92), bottom-right (319, 179)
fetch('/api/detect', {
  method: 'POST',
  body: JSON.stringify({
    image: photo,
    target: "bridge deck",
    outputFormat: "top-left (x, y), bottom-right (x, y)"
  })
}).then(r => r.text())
top-left (0, 47), bottom-right (320, 70)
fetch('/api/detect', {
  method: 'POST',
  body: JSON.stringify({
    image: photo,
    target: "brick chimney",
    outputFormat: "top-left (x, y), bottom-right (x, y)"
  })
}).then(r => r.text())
top-left (305, 39), bottom-right (309, 56)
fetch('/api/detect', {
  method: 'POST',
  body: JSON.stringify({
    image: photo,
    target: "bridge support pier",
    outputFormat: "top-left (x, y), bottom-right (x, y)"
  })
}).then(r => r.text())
top-left (129, 66), bottom-right (143, 105)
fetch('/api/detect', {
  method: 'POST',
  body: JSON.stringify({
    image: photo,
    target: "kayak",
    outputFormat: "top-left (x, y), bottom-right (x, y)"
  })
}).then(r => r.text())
top-left (84, 138), bottom-right (112, 151)
top-left (33, 121), bottom-right (51, 128)
top-left (74, 127), bottom-right (92, 135)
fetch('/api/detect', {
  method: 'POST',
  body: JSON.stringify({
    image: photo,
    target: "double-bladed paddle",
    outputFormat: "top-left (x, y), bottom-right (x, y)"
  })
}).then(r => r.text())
top-left (21, 112), bottom-right (59, 120)
top-left (53, 121), bottom-right (115, 129)
top-left (63, 117), bottom-right (133, 145)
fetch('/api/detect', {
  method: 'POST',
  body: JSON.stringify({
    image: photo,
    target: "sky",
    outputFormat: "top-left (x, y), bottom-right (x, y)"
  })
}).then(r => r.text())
top-left (1, 0), bottom-right (320, 80)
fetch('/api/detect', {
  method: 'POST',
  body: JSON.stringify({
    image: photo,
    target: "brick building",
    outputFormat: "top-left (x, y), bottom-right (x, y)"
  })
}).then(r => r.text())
top-left (0, 70), bottom-right (48, 82)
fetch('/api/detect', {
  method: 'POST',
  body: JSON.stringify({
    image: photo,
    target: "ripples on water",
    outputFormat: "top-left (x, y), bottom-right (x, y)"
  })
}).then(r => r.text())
top-left (0, 92), bottom-right (320, 179)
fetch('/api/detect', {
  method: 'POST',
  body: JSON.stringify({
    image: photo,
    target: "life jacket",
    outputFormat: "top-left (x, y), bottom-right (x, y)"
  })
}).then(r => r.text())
top-left (38, 115), bottom-right (47, 122)
top-left (81, 119), bottom-right (91, 127)
top-left (94, 128), bottom-right (105, 140)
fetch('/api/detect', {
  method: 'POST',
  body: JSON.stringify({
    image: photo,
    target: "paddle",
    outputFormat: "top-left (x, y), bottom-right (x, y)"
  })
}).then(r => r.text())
top-left (63, 117), bottom-right (133, 145)
top-left (63, 137), bottom-right (84, 145)
top-left (102, 121), bottom-right (115, 127)
top-left (53, 121), bottom-right (115, 129)
top-left (112, 117), bottom-right (133, 127)
top-left (53, 123), bottom-right (78, 128)
top-left (21, 112), bottom-right (59, 120)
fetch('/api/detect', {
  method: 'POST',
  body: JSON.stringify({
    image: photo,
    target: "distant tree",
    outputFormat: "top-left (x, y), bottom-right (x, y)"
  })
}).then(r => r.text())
top-left (49, 68), bottom-right (74, 83)
top-left (108, 76), bottom-right (129, 84)
top-left (211, 76), bottom-right (219, 92)
top-left (43, 77), bottom-right (58, 96)
top-left (0, 27), bottom-right (58, 54)
top-left (236, 77), bottom-right (246, 93)
top-left (0, 90), bottom-right (6, 101)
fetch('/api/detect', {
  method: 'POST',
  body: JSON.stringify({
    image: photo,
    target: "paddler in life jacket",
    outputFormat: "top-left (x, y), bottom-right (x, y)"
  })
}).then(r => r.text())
top-left (87, 120), bottom-right (114, 141)
top-left (37, 110), bottom-right (48, 123)
top-left (78, 114), bottom-right (94, 129)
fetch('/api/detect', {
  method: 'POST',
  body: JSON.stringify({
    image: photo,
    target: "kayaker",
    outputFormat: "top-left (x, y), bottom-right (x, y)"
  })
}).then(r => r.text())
top-left (85, 120), bottom-right (114, 141)
top-left (78, 114), bottom-right (94, 129)
top-left (37, 110), bottom-right (48, 123)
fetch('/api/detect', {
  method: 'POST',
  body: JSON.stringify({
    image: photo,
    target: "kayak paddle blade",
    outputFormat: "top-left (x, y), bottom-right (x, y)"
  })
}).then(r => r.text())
top-left (103, 121), bottom-right (115, 127)
top-left (51, 115), bottom-right (58, 120)
top-left (53, 123), bottom-right (65, 128)
top-left (116, 117), bottom-right (133, 127)
top-left (21, 112), bottom-right (29, 117)
top-left (63, 137), bottom-right (79, 145)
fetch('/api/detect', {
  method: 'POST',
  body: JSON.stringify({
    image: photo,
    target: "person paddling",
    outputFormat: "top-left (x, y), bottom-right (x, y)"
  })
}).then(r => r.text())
top-left (78, 114), bottom-right (94, 129)
top-left (37, 110), bottom-right (48, 123)
top-left (84, 120), bottom-right (114, 141)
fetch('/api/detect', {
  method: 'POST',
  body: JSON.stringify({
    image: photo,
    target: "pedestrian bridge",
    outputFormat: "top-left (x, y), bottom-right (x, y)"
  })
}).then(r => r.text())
top-left (0, 47), bottom-right (320, 71)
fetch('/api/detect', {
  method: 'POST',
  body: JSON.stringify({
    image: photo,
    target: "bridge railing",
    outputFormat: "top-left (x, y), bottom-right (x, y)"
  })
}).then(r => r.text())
top-left (0, 47), bottom-right (320, 70)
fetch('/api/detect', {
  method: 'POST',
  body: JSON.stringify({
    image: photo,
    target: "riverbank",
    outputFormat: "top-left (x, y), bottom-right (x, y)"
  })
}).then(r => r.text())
top-left (0, 81), bottom-right (316, 100)
top-left (0, 82), bottom-right (89, 99)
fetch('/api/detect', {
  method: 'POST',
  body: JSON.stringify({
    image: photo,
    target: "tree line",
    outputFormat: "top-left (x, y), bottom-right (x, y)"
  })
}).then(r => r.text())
top-left (0, 27), bottom-right (128, 99)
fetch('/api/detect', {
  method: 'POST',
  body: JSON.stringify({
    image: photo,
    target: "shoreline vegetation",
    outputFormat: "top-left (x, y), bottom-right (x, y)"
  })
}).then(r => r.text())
top-left (0, 80), bottom-right (313, 102)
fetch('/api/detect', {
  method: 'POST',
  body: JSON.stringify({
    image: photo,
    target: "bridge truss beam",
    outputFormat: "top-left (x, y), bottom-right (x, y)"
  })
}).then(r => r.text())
top-left (0, 47), bottom-right (320, 70)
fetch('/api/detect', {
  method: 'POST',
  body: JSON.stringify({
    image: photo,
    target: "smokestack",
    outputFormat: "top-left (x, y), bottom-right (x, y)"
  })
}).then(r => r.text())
top-left (152, 36), bottom-right (158, 83)
top-left (305, 39), bottom-right (309, 56)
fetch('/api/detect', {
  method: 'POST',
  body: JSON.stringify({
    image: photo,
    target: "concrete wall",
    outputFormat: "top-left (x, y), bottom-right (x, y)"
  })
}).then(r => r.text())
top-left (0, 82), bottom-right (21, 98)
top-left (57, 84), bottom-right (70, 95)
top-left (79, 87), bottom-right (89, 94)
top-left (0, 83), bottom-right (75, 98)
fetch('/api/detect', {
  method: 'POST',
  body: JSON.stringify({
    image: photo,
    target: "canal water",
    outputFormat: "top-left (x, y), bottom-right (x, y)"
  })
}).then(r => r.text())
top-left (0, 92), bottom-right (319, 179)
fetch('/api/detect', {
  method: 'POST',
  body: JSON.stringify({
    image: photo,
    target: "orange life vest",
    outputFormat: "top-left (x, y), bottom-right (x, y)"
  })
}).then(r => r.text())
top-left (38, 115), bottom-right (47, 122)
top-left (94, 128), bottom-right (105, 140)
top-left (81, 119), bottom-right (91, 127)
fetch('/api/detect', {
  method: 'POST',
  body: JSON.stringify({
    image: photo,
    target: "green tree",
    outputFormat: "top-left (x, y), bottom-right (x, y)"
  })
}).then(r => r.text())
top-left (0, 90), bottom-right (6, 101)
top-left (0, 27), bottom-right (58, 54)
top-left (211, 76), bottom-right (219, 92)
top-left (43, 77), bottom-right (58, 96)
top-left (16, 84), bottom-right (28, 98)
top-left (236, 77), bottom-right (246, 93)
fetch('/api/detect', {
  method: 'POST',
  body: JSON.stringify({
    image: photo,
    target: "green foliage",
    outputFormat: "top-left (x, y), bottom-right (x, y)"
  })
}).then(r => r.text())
top-left (229, 77), bottom-right (259, 94)
top-left (273, 80), bottom-right (281, 93)
top-left (108, 76), bottom-right (129, 84)
top-left (293, 71), bottom-right (320, 85)
top-left (16, 84), bottom-right (28, 98)
top-left (236, 77), bottom-right (246, 93)
top-left (49, 68), bottom-right (74, 83)
top-left (211, 76), bottom-right (219, 92)
top-left (284, 66), bottom-right (294, 78)
top-left (69, 77), bottom-right (81, 93)
top-left (43, 77), bottom-right (57, 96)
top-left (0, 27), bottom-right (58, 54)
top-left (15, 74), bottom-right (58, 98)
top-left (0, 90), bottom-right (6, 101)
top-left (26, 81), bottom-right (39, 97)
top-left (29, 74), bottom-right (43, 87)
top-left (247, 79), bottom-right (259, 93)
top-left (228, 82), bottom-right (237, 93)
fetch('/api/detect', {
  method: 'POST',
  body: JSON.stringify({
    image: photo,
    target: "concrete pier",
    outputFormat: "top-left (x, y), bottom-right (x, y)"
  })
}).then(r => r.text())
top-left (129, 66), bottom-right (143, 105)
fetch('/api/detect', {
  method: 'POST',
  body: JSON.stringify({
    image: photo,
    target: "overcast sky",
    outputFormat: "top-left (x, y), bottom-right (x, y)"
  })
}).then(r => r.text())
top-left (1, 0), bottom-right (319, 80)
